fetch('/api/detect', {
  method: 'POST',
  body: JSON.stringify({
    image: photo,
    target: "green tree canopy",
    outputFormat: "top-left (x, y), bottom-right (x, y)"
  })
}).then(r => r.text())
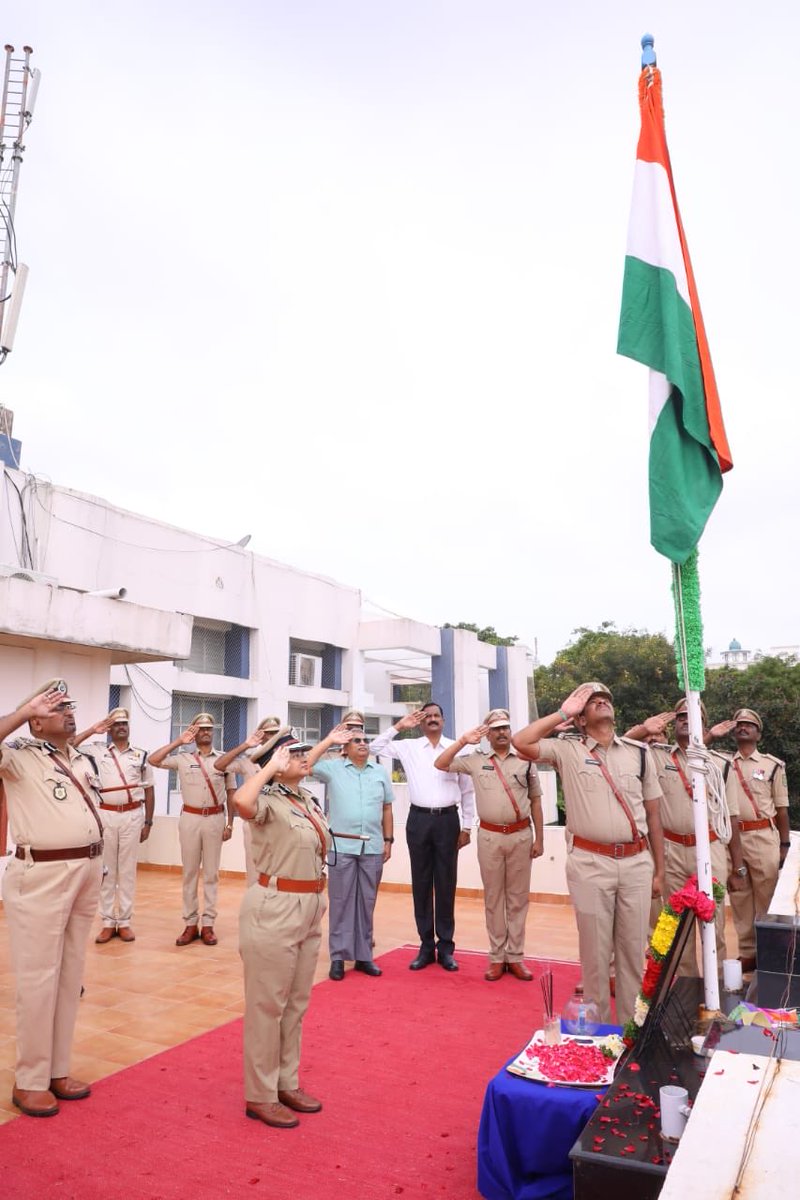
top-left (532, 622), bottom-right (678, 736)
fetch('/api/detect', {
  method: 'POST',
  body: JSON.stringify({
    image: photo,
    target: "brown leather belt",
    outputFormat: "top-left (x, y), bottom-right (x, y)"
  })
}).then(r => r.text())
top-left (572, 834), bottom-right (648, 858)
top-left (182, 804), bottom-right (225, 816)
top-left (664, 828), bottom-right (719, 847)
top-left (479, 818), bottom-right (530, 835)
top-left (15, 841), bottom-right (104, 863)
top-left (409, 804), bottom-right (458, 816)
top-left (99, 801), bottom-right (142, 813)
top-left (258, 873), bottom-right (326, 893)
top-left (738, 817), bottom-right (774, 833)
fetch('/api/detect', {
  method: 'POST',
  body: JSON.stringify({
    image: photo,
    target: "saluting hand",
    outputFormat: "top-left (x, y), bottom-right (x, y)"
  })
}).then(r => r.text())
top-left (642, 712), bottom-right (676, 738)
top-left (26, 688), bottom-right (70, 721)
top-left (269, 745), bottom-right (292, 775)
top-left (328, 724), bottom-right (356, 745)
top-left (460, 725), bottom-right (487, 746)
top-left (395, 710), bottom-right (425, 732)
top-left (245, 729), bottom-right (268, 748)
top-left (179, 725), bottom-right (200, 745)
top-left (559, 684), bottom-right (596, 720)
top-left (708, 719), bottom-right (736, 741)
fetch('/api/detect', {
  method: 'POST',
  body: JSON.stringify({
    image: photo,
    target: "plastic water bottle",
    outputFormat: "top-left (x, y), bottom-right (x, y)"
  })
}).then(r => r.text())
top-left (561, 983), bottom-right (600, 1036)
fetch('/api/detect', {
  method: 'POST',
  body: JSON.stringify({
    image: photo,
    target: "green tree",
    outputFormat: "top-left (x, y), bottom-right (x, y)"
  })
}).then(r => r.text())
top-left (531, 623), bottom-right (678, 739)
top-left (704, 656), bottom-right (800, 826)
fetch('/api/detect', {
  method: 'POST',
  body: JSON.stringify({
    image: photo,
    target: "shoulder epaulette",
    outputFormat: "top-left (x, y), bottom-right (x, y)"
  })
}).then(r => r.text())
top-left (7, 736), bottom-right (42, 750)
top-left (762, 752), bottom-right (785, 767)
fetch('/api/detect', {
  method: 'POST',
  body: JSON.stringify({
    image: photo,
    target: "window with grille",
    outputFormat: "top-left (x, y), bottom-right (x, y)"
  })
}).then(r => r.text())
top-left (167, 693), bottom-right (248, 809)
top-left (364, 715), bottom-right (381, 737)
top-left (179, 620), bottom-right (251, 678)
top-left (288, 704), bottom-right (322, 745)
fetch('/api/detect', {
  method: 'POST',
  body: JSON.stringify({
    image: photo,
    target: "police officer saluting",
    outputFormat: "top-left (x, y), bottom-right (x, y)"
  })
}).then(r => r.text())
top-left (72, 707), bottom-right (154, 943)
top-left (0, 680), bottom-right (104, 1117)
top-left (725, 708), bottom-right (790, 974)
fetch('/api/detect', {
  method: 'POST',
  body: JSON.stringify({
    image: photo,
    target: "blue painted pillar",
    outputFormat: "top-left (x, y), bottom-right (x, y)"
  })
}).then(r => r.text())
top-left (431, 626), bottom-right (456, 738)
top-left (488, 645), bottom-right (510, 711)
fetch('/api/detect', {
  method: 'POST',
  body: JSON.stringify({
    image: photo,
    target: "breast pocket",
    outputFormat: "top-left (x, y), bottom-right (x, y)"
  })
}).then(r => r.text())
top-left (619, 772), bottom-right (644, 802)
top-left (576, 766), bottom-right (606, 794)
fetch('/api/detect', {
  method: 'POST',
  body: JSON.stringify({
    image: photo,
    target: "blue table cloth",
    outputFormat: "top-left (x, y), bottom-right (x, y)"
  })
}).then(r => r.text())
top-left (477, 1025), bottom-right (620, 1200)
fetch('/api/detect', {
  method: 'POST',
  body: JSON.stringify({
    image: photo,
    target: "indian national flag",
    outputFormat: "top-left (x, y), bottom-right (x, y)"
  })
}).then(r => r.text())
top-left (617, 67), bottom-right (733, 565)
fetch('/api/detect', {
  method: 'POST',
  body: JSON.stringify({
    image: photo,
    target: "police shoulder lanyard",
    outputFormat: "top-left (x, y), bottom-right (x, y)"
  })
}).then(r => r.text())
top-left (280, 786), bottom-right (329, 859)
top-left (732, 759), bottom-right (762, 820)
top-left (99, 746), bottom-right (139, 797)
top-left (670, 749), bottom-right (694, 800)
top-left (489, 756), bottom-right (524, 821)
top-left (193, 752), bottom-right (224, 806)
top-left (581, 740), bottom-right (640, 842)
top-left (47, 748), bottom-right (105, 839)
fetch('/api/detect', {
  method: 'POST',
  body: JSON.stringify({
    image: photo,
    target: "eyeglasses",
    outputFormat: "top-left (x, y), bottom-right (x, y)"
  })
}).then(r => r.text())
top-left (350, 737), bottom-right (370, 745)
top-left (55, 702), bottom-right (77, 712)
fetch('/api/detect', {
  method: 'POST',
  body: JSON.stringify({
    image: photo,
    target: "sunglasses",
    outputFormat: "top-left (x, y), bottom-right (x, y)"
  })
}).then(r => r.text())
top-left (350, 737), bottom-right (370, 745)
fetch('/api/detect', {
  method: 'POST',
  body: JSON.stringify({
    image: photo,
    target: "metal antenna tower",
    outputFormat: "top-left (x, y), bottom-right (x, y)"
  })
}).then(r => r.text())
top-left (0, 43), bottom-right (40, 363)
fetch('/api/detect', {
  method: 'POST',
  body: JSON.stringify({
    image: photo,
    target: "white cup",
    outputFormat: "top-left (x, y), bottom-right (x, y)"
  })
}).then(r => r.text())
top-left (723, 958), bottom-right (744, 992)
top-left (660, 1085), bottom-right (691, 1141)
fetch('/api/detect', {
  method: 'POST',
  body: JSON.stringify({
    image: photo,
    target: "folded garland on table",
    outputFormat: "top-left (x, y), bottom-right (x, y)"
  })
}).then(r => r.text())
top-left (623, 875), bottom-right (726, 1045)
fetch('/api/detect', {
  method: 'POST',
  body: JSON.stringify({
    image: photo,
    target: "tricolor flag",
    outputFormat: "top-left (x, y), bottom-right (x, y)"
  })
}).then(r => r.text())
top-left (617, 66), bottom-right (733, 565)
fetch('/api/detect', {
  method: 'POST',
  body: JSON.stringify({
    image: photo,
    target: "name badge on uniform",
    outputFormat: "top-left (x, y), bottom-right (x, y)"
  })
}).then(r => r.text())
top-left (583, 759), bottom-right (600, 767)
top-left (53, 783), bottom-right (68, 801)
top-left (481, 765), bottom-right (495, 771)
top-left (665, 763), bottom-right (678, 772)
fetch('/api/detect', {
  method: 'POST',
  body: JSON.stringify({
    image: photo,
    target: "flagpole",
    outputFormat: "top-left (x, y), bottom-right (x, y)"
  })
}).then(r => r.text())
top-left (673, 558), bottom-right (720, 1014)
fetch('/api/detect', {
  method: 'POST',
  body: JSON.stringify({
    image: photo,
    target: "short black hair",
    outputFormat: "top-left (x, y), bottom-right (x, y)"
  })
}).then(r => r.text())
top-left (421, 701), bottom-right (444, 717)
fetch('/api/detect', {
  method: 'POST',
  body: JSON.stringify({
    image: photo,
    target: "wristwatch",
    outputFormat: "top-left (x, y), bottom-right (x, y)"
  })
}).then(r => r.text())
top-left (735, 865), bottom-right (748, 877)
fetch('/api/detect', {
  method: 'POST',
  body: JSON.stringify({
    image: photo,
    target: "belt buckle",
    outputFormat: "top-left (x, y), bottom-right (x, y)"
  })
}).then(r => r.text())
top-left (89, 842), bottom-right (103, 858)
top-left (612, 843), bottom-right (625, 858)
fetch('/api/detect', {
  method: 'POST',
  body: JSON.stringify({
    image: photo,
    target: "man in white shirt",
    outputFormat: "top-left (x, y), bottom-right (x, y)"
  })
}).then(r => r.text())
top-left (370, 703), bottom-right (475, 971)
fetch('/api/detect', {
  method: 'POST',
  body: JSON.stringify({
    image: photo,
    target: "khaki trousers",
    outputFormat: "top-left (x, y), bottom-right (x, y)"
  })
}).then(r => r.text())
top-left (476, 826), bottom-right (533, 962)
top-left (178, 810), bottom-right (225, 926)
top-left (239, 883), bottom-right (326, 1104)
top-left (565, 845), bottom-right (653, 1025)
top-left (2, 855), bottom-right (102, 1090)
top-left (729, 826), bottom-right (780, 960)
top-left (99, 806), bottom-right (144, 927)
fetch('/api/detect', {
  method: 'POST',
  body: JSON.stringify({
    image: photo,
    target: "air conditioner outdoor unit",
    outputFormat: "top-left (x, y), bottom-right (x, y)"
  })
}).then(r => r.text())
top-left (290, 653), bottom-right (322, 688)
top-left (0, 564), bottom-right (58, 586)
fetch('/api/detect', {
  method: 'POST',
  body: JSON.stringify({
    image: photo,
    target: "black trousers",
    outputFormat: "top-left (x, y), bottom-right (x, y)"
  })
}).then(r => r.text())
top-left (405, 805), bottom-right (460, 956)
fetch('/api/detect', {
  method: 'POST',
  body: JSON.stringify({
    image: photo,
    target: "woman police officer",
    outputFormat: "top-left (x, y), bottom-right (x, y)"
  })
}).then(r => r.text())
top-left (235, 727), bottom-right (332, 1129)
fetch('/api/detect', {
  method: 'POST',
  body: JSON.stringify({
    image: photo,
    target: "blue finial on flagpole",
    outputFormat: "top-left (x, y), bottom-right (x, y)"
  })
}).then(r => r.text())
top-left (641, 34), bottom-right (656, 68)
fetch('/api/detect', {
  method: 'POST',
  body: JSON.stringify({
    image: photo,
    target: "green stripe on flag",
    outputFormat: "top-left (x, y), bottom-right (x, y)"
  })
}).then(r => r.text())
top-left (618, 256), bottom-right (722, 564)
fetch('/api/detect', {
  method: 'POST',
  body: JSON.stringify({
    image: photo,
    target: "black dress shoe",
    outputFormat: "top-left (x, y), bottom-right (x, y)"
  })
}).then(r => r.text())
top-left (354, 960), bottom-right (382, 977)
top-left (409, 951), bottom-right (436, 971)
top-left (438, 953), bottom-right (459, 972)
top-left (329, 960), bottom-right (345, 981)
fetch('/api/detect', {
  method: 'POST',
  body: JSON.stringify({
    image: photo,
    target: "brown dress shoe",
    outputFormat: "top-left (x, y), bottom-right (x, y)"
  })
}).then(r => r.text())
top-left (175, 925), bottom-right (200, 946)
top-left (50, 1076), bottom-right (91, 1101)
top-left (117, 927), bottom-right (135, 943)
top-left (277, 1088), bottom-right (322, 1113)
top-left (506, 961), bottom-right (534, 982)
top-left (484, 962), bottom-right (505, 981)
top-left (95, 927), bottom-right (116, 944)
top-left (245, 1102), bottom-right (299, 1128)
top-left (200, 926), bottom-right (218, 946)
top-left (12, 1087), bottom-right (59, 1117)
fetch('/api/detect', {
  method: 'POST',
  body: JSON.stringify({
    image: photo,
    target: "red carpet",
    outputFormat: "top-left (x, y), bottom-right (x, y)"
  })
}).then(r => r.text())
top-left (1, 948), bottom-right (580, 1200)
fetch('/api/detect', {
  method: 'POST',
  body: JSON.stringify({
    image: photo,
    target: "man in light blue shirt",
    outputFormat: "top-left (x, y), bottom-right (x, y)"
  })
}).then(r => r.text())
top-left (308, 723), bottom-right (394, 980)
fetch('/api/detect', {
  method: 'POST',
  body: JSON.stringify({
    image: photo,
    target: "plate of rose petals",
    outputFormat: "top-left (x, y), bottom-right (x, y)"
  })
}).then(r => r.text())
top-left (507, 1032), bottom-right (624, 1087)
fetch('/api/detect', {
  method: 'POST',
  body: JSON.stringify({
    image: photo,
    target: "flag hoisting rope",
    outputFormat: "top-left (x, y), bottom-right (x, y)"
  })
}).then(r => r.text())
top-left (618, 34), bottom-right (734, 1015)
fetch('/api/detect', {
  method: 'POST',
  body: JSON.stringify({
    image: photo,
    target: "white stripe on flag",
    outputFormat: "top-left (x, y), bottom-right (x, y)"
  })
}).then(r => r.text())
top-left (649, 369), bottom-right (671, 434)
top-left (626, 160), bottom-right (690, 307)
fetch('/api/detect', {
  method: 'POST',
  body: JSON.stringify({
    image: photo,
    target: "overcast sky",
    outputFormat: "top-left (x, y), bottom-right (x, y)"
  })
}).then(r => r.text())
top-left (2, 1), bottom-right (797, 665)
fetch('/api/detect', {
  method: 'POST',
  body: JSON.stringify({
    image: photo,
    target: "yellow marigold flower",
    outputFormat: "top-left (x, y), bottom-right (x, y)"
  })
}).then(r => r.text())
top-left (650, 911), bottom-right (680, 956)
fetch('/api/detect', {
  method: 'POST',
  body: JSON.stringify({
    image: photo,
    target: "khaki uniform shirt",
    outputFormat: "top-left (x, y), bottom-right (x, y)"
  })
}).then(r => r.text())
top-left (226, 753), bottom-right (259, 781)
top-left (84, 742), bottom-right (154, 804)
top-left (161, 749), bottom-right (234, 807)
top-left (537, 734), bottom-right (661, 842)
top-left (650, 743), bottom-right (737, 836)
top-left (728, 749), bottom-right (788, 821)
top-left (0, 738), bottom-right (104, 850)
top-left (447, 749), bottom-right (542, 824)
top-left (250, 784), bottom-right (332, 881)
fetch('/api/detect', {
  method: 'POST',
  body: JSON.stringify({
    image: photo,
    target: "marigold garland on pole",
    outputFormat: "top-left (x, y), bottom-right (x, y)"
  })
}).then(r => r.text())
top-left (623, 876), bottom-right (725, 1044)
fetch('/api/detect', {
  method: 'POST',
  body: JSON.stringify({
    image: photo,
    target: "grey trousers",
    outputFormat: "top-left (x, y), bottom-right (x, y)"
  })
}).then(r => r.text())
top-left (327, 852), bottom-right (384, 962)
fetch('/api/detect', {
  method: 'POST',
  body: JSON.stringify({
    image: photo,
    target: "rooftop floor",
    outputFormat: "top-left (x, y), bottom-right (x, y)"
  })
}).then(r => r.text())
top-left (0, 868), bottom-right (738, 1125)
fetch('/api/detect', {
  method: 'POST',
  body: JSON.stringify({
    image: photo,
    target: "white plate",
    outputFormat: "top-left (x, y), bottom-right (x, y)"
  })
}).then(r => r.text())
top-left (507, 1031), bottom-right (621, 1087)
